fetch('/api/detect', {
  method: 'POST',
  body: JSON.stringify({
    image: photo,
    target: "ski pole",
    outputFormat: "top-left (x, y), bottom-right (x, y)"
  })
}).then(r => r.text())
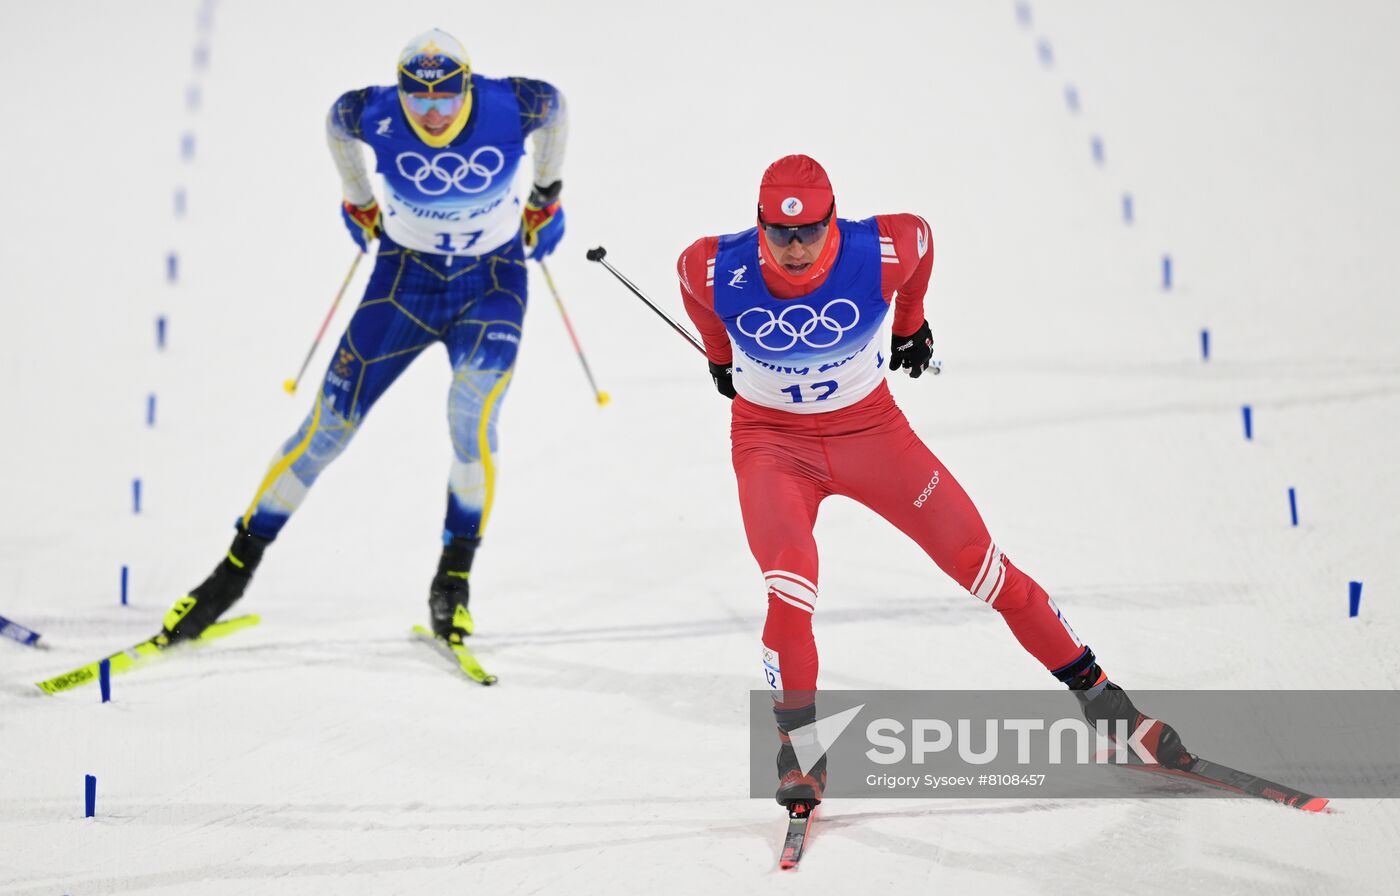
top-left (283, 251), bottom-right (364, 394)
top-left (536, 260), bottom-right (610, 406)
top-left (586, 246), bottom-right (705, 356)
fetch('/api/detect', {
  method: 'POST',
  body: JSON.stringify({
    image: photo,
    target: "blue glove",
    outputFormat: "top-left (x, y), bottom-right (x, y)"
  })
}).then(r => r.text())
top-left (341, 199), bottom-right (381, 252)
top-left (522, 182), bottom-right (565, 259)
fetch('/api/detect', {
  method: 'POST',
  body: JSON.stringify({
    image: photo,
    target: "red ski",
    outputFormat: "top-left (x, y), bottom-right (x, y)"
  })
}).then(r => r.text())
top-left (779, 802), bottom-right (816, 870)
top-left (1129, 753), bottom-right (1329, 812)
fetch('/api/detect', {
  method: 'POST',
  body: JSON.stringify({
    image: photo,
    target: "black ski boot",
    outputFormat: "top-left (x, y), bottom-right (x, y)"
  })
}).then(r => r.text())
top-left (163, 527), bottom-right (271, 644)
top-left (428, 536), bottom-right (480, 643)
top-left (1063, 650), bottom-right (1190, 769)
top-left (773, 703), bottom-right (829, 808)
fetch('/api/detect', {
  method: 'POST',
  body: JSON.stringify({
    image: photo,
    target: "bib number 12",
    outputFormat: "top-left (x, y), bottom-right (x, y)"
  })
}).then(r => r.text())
top-left (781, 380), bottom-right (839, 404)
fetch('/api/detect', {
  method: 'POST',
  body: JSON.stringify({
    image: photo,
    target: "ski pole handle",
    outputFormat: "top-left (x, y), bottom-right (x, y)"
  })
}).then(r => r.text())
top-left (586, 246), bottom-right (705, 356)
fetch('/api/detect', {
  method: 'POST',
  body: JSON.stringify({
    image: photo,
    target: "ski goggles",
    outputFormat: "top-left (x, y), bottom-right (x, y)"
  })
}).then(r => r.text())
top-left (402, 92), bottom-right (466, 118)
top-left (759, 205), bottom-right (835, 246)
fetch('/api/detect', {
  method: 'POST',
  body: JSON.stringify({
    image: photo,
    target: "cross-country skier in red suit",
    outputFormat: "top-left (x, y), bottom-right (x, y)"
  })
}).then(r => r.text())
top-left (676, 155), bottom-right (1189, 811)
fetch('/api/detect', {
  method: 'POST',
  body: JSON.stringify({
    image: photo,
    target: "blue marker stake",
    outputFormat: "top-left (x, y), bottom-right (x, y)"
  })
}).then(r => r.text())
top-left (156, 315), bottom-right (167, 350)
top-left (1200, 328), bottom-right (1210, 361)
top-left (1242, 405), bottom-right (1253, 440)
top-left (1037, 39), bottom-right (1053, 67)
top-left (99, 658), bottom-right (111, 703)
top-left (1065, 85), bottom-right (1079, 113)
top-left (0, 614), bottom-right (42, 646)
top-left (133, 478), bottom-right (142, 514)
top-left (193, 44), bottom-right (209, 69)
top-left (121, 565), bottom-right (129, 606)
top-left (166, 253), bottom-right (178, 284)
top-left (187, 84), bottom-right (201, 112)
top-left (147, 393), bottom-right (156, 428)
top-left (1288, 487), bottom-right (1299, 526)
top-left (85, 775), bottom-right (96, 818)
top-left (1091, 136), bottom-right (1104, 165)
top-left (1349, 581), bottom-right (1362, 618)
top-left (1122, 193), bottom-right (1134, 224)
top-left (1162, 254), bottom-right (1173, 289)
top-left (1016, 2), bottom-right (1031, 26)
top-left (174, 188), bottom-right (186, 218)
top-left (181, 133), bottom-right (195, 161)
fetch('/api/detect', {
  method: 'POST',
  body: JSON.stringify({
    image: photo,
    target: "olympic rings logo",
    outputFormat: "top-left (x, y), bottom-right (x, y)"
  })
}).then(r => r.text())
top-left (736, 299), bottom-right (861, 351)
top-left (395, 147), bottom-right (506, 196)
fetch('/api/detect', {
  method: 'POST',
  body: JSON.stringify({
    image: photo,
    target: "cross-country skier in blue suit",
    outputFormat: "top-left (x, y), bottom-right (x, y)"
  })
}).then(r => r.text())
top-left (159, 28), bottom-right (567, 650)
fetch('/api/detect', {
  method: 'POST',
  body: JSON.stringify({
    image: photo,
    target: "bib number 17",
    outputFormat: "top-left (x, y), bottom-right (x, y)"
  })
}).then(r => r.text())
top-left (434, 231), bottom-right (483, 253)
top-left (781, 380), bottom-right (839, 404)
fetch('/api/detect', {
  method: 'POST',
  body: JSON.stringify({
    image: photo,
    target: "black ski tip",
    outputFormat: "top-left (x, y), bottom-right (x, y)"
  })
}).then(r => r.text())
top-left (586, 246), bottom-right (607, 262)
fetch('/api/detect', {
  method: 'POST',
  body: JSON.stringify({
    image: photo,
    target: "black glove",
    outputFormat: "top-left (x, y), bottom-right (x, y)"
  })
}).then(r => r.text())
top-left (709, 360), bottom-right (736, 399)
top-left (889, 320), bottom-right (934, 378)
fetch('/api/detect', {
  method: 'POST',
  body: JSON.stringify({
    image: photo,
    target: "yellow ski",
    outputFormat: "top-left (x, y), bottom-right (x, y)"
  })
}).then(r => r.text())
top-left (411, 624), bottom-right (498, 685)
top-left (35, 615), bottom-right (261, 695)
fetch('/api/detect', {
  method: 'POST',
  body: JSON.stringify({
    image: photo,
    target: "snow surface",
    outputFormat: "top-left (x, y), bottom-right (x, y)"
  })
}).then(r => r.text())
top-left (3, 0), bottom-right (1399, 892)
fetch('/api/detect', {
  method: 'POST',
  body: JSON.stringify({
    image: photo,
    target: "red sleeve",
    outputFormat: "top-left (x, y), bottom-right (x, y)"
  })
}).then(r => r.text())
top-left (876, 214), bottom-right (934, 336)
top-left (677, 236), bottom-right (732, 364)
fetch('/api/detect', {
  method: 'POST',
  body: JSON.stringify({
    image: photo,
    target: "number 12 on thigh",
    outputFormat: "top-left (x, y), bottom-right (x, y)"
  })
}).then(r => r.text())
top-left (781, 380), bottom-right (839, 403)
top-left (435, 231), bottom-right (483, 253)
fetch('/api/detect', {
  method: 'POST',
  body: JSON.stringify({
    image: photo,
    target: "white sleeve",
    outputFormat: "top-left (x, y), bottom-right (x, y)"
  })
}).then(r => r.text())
top-left (325, 108), bottom-right (375, 207)
top-left (529, 91), bottom-right (568, 189)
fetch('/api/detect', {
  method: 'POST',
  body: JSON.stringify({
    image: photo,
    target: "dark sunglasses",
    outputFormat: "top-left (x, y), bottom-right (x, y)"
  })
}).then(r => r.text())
top-left (759, 205), bottom-right (834, 245)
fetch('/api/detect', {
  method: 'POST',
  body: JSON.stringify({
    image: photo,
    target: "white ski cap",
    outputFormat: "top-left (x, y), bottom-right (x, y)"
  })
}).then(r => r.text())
top-left (397, 28), bottom-right (471, 94)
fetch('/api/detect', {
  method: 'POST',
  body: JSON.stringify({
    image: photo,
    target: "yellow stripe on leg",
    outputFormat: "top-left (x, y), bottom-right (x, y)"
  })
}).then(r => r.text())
top-left (474, 370), bottom-right (513, 538)
top-left (240, 393), bottom-right (324, 529)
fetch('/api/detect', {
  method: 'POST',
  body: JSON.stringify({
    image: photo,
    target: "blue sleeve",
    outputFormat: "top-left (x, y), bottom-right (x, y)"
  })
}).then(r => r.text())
top-left (510, 77), bottom-right (562, 138)
top-left (329, 88), bottom-right (372, 140)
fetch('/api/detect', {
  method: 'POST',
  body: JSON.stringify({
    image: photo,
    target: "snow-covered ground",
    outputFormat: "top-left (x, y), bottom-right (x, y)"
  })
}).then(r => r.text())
top-left (3, 1), bottom-right (1398, 892)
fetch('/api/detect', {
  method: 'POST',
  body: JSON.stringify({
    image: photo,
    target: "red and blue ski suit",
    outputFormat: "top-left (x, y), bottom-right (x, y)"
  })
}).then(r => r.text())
top-left (678, 214), bottom-right (1091, 705)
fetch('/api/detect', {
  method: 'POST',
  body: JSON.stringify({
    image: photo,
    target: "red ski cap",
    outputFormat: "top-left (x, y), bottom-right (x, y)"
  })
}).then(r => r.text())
top-left (758, 155), bottom-right (834, 226)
